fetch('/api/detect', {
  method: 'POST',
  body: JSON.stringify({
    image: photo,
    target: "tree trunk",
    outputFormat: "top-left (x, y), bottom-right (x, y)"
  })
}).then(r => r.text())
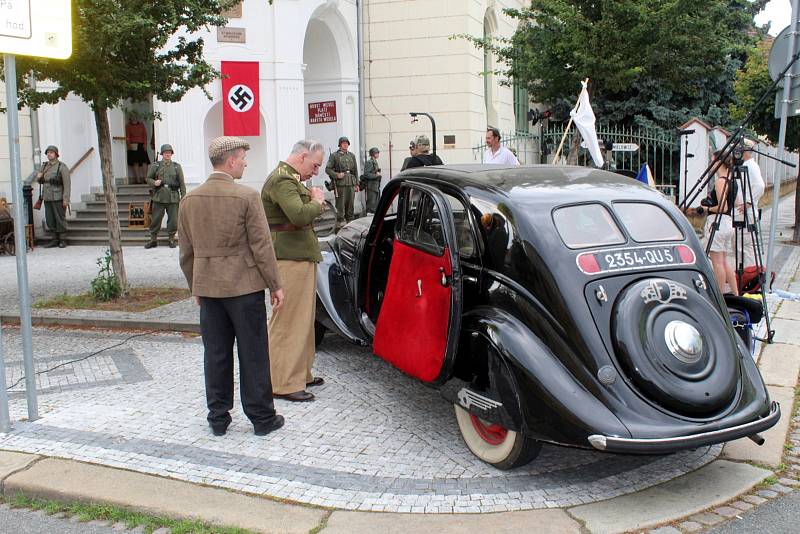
top-left (93, 106), bottom-right (129, 293)
top-left (793, 165), bottom-right (800, 243)
top-left (567, 129), bottom-right (582, 165)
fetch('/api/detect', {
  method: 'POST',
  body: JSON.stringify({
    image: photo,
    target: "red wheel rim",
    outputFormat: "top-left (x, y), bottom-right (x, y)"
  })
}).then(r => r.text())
top-left (469, 414), bottom-right (508, 445)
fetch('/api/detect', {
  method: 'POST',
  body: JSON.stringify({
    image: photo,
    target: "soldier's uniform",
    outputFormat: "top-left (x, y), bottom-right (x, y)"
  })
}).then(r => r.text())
top-left (145, 144), bottom-right (186, 248)
top-left (361, 147), bottom-right (381, 213)
top-left (325, 136), bottom-right (358, 225)
top-left (38, 145), bottom-right (71, 248)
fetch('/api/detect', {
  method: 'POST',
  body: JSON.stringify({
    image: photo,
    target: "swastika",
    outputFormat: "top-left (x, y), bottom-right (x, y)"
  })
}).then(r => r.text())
top-left (227, 84), bottom-right (254, 113)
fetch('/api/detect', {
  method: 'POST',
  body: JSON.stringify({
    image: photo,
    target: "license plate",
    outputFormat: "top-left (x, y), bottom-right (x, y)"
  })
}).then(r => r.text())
top-left (577, 244), bottom-right (694, 275)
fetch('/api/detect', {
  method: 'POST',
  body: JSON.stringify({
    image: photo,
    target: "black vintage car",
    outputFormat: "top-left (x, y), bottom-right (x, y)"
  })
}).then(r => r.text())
top-left (314, 164), bottom-right (780, 469)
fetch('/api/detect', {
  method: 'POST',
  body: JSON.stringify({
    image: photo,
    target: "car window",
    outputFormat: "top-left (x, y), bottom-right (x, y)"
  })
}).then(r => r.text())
top-left (441, 191), bottom-right (476, 257)
top-left (613, 202), bottom-right (684, 242)
top-left (553, 203), bottom-right (626, 249)
top-left (397, 188), bottom-right (445, 255)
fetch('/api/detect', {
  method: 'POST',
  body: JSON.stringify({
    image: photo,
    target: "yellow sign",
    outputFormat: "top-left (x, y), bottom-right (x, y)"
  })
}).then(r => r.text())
top-left (0, 1), bottom-right (72, 59)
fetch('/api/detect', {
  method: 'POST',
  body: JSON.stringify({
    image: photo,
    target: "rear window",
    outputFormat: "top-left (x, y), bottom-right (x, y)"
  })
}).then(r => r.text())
top-left (613, 202), bottom-right (684, 242)
top-left (553, 203), bottom-right (626, 249)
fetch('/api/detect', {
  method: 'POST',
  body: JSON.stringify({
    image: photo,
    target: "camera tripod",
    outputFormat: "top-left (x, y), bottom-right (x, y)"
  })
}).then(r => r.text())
top-left (702, 146), bottom-right (774, 343)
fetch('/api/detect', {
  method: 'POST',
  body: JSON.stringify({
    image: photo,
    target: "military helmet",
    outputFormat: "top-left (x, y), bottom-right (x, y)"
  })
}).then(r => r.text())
top-left (414, 134), bottom-right (431, 147)
top-left (160, 144), bottom-right (174, 154)
top-left (369, 147), bottom-right (380, 156)
top-left (44, 145), bottom-right (59, 157)
top-left (338, 136), bottom-right (350, 146)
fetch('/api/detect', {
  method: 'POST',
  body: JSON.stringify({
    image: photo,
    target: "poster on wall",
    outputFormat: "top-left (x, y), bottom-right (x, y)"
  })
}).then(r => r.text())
top-left (308, 101), bottom-right (337, 124)
top-left (222, 61), bottom-right (260, 136)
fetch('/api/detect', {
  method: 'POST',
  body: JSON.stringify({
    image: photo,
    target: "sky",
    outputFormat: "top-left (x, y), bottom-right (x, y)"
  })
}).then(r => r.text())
top-left (755, 0), bottom-right (792, 35)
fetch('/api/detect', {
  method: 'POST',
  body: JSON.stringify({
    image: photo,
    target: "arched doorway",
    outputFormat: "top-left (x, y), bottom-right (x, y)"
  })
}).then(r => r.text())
top-left (202, 102), bottom-right (268, 189)
top-left (303, 5), bottom-right (358, 190)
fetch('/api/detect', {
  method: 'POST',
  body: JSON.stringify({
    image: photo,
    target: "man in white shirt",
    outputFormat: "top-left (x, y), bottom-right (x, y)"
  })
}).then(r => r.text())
top-left (736, 139), bottom-right (766, 268)
top-left (483, 127), bottom-right (520, 165)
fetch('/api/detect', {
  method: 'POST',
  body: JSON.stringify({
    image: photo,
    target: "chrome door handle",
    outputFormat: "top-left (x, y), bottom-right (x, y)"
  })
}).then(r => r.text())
top-left (417, 279), bottom-right (423, 297)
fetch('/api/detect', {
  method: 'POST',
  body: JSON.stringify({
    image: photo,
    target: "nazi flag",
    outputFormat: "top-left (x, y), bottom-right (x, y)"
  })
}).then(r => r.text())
top-left (222, 61), bottom-right (260, 136)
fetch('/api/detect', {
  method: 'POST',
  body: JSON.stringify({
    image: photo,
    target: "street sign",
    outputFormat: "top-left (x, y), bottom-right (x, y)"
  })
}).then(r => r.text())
top-left (612, 142), bottom-right (639, 152)
top-left (0, 0), bottom-right (72, 59)
top-left (308, 101), bottom-right (337, 124)
top-left (769, 26), bottom-right (800, 86)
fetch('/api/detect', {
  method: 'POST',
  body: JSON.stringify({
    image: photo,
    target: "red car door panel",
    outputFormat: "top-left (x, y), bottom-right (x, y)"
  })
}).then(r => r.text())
top-left (373, 240), bottom-right (453, 382)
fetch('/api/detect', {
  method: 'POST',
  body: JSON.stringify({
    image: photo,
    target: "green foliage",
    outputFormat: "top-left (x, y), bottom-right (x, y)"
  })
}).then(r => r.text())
top-left (731, 41), bottom-right (800, 151)
top-left (90, 248), bottom-right (122, 302)
top-left (464, 0), bottom-right (769, 135)
top-left (8, 0), bottom-right (240, 111)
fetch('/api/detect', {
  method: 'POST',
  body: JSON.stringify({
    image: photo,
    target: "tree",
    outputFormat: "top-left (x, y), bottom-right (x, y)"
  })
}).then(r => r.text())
top-left (731, 40), bottom-right (800, 241)
top-left (5, 0), bottom-right (237, 292)
top-left (466, 0), bottom-right (768, 135)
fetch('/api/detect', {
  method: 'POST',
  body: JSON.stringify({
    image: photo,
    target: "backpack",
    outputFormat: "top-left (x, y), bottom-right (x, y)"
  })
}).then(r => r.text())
top-left (737, 265), bottom-right (775, 294)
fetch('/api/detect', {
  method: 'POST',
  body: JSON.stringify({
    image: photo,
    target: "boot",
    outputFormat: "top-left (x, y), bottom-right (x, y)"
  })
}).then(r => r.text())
top-left (144, 239), bottom-right (158, 249)
top-left (58, 239), bottom-right (67, 248)
top-left (168, 236), bottom-right (177, 248)
top-left (45, 233), bottom-right (60, 248)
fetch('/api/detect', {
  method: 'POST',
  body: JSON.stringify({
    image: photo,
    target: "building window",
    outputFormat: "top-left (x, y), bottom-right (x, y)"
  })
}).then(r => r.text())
top-left (514, 83), bottom-right (529, 134)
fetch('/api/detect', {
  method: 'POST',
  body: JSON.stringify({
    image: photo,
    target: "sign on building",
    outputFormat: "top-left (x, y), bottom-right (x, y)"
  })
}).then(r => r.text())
top-left (308, 101), bottom-right (337, 124)
top-left (0, 0), bottom-right (72, 59)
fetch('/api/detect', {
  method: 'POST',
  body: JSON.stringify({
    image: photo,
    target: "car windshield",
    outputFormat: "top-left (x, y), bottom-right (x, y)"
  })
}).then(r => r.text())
top-left (613, 202), bottom-right (684, 242)
top-left (552, 203), bottom-right (626, 249)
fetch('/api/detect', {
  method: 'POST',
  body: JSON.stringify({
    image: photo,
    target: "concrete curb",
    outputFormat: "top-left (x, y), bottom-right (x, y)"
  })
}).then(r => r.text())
top-left (0, 313), bottom-right (200, 334)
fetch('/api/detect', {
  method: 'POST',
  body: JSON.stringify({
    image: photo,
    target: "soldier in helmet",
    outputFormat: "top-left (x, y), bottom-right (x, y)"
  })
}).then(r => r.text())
top-left (36, 145), bottom-right (71, 248)
top-left (325, 136), bottom-right (359, 227)
top-left (360, 147), bottom-right (382, 213)
top-left (145, 143), bottom-right (186, 248)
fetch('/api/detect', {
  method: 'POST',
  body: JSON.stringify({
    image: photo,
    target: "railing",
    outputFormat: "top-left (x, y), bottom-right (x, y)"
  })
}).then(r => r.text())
top-left (70, 146), bottom-right (95, 173)
top-left (541, 123), bottom-right (678, 191)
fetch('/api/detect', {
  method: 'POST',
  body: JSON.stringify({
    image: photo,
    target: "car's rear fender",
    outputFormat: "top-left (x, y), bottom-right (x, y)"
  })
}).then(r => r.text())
top-left (460, 307), bottom-right (631, 444)
top-left (315, 250), bottom-right (370, 345)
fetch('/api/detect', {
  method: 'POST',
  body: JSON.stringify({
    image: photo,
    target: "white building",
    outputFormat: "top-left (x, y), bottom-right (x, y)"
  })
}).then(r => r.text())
top-left (0, 0), bottom-right (526, 208)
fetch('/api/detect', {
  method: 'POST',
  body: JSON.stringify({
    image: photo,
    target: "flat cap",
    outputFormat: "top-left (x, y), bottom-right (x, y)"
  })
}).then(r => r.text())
top-left (414, 134), bottom-right (430, 147)
top-left (208, 136), bottom-right (250, 160)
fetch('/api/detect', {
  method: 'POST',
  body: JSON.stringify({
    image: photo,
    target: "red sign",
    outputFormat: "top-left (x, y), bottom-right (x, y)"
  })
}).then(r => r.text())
top-left (308, 101), bottom-right (337, 124)
top-left (221, 61), bottom-right (260, 136)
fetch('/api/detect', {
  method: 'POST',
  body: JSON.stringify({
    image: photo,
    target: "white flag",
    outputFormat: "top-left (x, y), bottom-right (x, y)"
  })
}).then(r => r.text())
top-left (570, 80), bottom-right (604, 168)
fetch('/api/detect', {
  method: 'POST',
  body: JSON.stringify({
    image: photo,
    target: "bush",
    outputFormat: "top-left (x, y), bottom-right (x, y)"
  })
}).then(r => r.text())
top-left (90, 248), bottom-right (122, 301)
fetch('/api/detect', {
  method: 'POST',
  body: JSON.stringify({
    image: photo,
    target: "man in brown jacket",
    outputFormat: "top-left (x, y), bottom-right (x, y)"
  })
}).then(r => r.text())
top-left (179, 136), bottom-right (285, 437)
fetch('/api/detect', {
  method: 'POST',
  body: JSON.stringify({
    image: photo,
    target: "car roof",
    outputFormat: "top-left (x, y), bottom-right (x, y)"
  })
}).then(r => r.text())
top-left (399, 164), bottom-right (660, 206)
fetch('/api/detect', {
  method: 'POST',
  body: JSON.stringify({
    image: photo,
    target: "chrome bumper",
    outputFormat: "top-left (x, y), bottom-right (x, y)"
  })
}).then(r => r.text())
top-left (588, 401), bottom-right (781, 454)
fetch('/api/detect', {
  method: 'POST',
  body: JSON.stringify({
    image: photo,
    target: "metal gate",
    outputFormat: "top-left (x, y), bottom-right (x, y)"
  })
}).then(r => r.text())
top-left (472, 132), bottom-right (540, 165)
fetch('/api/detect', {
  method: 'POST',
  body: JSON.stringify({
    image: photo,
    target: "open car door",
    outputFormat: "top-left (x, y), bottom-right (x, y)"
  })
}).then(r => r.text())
top-left (373, 183), bottom-right (462, 383)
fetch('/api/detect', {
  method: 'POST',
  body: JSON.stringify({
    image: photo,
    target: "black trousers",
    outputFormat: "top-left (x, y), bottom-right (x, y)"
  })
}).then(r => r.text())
top-left (199, 290), bottom-right (277, 428)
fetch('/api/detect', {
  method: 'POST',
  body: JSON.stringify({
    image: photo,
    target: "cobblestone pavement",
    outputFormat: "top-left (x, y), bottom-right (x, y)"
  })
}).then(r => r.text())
top-left (0, 326), bottom-right (720, 513)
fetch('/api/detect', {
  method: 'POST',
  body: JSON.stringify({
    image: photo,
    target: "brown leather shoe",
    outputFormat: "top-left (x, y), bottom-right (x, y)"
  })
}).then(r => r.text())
top-left (274, 391), bottom-right (315, 402)
top-left (306, 377), bottom-right (324, 387)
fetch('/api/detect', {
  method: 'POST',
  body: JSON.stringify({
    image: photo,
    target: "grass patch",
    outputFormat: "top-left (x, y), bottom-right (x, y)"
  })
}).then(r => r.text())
top-left (33, 287), bottom-right (190, 312)
top-left (2, 493), bottom-right (255, 534)
top-left (757, 475), bottom-right (778, 488)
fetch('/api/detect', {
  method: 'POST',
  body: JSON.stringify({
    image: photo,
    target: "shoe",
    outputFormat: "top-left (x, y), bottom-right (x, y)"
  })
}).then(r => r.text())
top-left (168, 239), bottom-right (177, 248)
top-left (144, 241), bottom-right (157, 249)
top-left (44, 240), bottom-right (59, 248)
top-left (209, 422), bottom-right (230, 437)
top-left (58, 240), bottom-right (67, 248)
top-left (254, 415), bottom-right (285, 436)
top-left (273, 391), bottom-right (315, 402)
top-left (306, 377), bottom-right (324, 387)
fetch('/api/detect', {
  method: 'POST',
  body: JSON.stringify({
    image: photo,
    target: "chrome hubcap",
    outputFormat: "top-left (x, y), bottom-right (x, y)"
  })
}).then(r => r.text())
top-left (664, 321), bottom-right (703, 363)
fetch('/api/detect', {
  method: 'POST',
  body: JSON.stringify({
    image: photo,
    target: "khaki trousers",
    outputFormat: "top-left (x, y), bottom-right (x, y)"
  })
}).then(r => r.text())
top-left (268, 260), bottom-right (317, 394)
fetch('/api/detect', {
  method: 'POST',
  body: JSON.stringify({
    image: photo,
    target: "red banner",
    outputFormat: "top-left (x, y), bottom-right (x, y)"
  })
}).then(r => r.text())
top-left (221, 61), bottom-right (260, 136)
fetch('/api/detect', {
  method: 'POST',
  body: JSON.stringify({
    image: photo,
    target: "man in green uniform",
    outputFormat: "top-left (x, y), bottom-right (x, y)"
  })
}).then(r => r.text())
top-left (360, 147), bottom-right (381, 213)
top-left (37, 145), bottom-right (71, 248)
top-left (325, 136), bottom-right (358, 227)
top-left (145, 143), bottom-right (186, 249)
top-left (262, 140), bottom-right (327, 402)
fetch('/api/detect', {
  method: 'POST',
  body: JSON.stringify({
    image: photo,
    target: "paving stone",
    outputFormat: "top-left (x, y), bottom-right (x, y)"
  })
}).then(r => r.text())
top-left (678, 521), bottom-right (703, 532)
top-left (50, 511), bottom-right (66, 518)
top-left (130, 526), bottom-right (146, 534)
top-left (688, 513), bottom-right (724, 526)
top-left (87, 520), bottom-right (111, 527)
top-left (68, 514), bottom-right (86, 523)
top-left (742, 494), bottom-right (767, 505)
top-left (757, 489), bottom-right (778, 498)
top-left (730, 501), bottom-right (754, 511)
top-left (151, 528), bottom-right (170, 534)
top-left (770, 483), bottom-right (793, 493)
top-left (111, 522), bottom-right (128, 531)
top-left (648, 527), bottom-right (681, 534)
top-left (778, 477), bottom-right (800, 486)
top-left (712, 506), bottom-right (741, 518)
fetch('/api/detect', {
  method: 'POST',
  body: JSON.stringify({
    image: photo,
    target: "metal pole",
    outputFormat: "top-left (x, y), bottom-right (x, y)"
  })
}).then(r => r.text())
top-left (766, 0), bottom-right (800, 284)
top-left (356, 0), bottom-right (365, 166)
top-left (0, 319), bottom-right (10, 433)
top-left (29, 73), bottom-right (41, 169)
top-left (5, 54), bottom-right (38, 420)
